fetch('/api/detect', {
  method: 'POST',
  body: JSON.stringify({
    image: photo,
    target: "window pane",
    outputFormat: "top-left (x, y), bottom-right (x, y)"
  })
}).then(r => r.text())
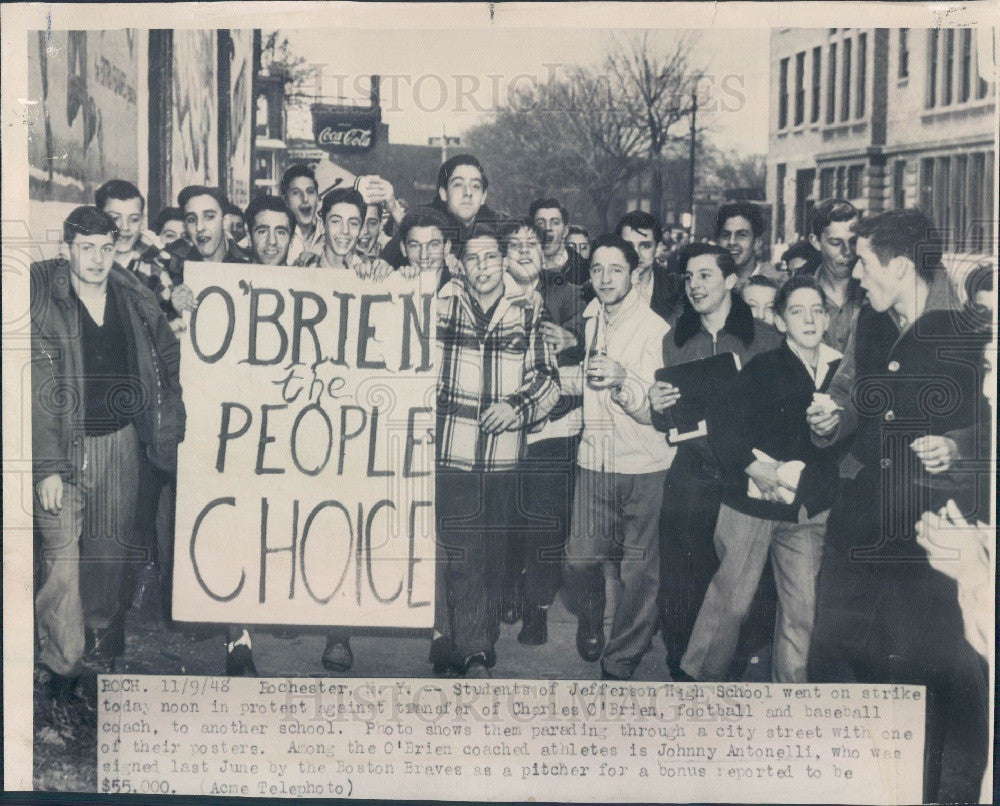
top-left (899, 28), bottom-right (909, 79)
top-left (959, 29), bottom-right (972, 102)
top-left (779, 57), bottom-right (789, 128)
top-left (943, 29), bottom-right (954, 106)
top-left (927, 30), bottom-right (939, 107)
top-left (812, 46), bottom-right (822, 122)
top-left (842, 39), bottom-right (852, 121)
top-left (827, 43), bottom-right (838, 123)
top-left (856, 33), bottom-right (867, 117)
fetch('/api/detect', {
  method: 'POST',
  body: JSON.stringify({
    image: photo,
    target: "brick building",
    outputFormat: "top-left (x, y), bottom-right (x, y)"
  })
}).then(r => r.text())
top-left (767, 27), bottom-right (996, 263)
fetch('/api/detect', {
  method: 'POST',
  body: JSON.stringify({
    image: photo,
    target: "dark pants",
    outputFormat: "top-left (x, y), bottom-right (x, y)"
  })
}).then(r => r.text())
top-left (809, 475), bottom-right (989, 803)
top-left (503, 436), bottom-right (579, 608)
top-left (434, 468), bottom-right (515, 664)
top-left (34, 425), bottom-right (143, 675)
top-left (657, 467), bottom-right (723, 673)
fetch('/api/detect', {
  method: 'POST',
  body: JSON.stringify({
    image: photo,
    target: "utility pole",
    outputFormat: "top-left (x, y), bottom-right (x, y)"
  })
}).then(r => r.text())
top-left (687, 86), bottom-right (697, 234)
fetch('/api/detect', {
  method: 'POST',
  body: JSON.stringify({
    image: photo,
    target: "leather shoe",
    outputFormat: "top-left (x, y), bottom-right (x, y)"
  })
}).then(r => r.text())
top-left (517, 606), bottom-right (547, 646)
top-left (499, 596), bottom-right (522, 625)
top-left (321, 635), bottom-right (353, 673)
top-left (575, 618), bottom-right (604, 662)
top-left (429, 636), bottom-right (462, 677)
top-left (225, 644), bottom-right (258, 676)
top-left (462, 652), bottom-right (492, 678)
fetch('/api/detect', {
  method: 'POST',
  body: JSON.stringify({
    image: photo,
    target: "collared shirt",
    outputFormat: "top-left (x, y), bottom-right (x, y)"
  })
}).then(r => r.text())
top-left (435, 276), bottom-right (559, 472)
top-left (813, 271), bottom-right (865, 353)
top-left (786, 339), bottom-right (843, 389)
top-left (286, 220), bottom-right (325, 265)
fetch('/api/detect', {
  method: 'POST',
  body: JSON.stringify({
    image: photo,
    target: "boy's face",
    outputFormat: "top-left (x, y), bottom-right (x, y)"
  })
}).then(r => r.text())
top-left (566, 233), bottom-right (590, 259)
top-left (103, 196), bottom-right (144, 255)
top-left (323, 203), bottom-right (363, 257)
top-left (620, 225), bottom-right (656, 273)
top-left (742, 284), bottom-right (777, 325)
top-left (590, 246), bottom-right (633, 307)
top-left (401, 225), bottom-right (448, 273)
top-left (184, 194), bottom-right (226, 259)
top-left (439, 164), bottom-right (486, 225)
top-left (718, 215), bottom-right (758, 272)
top-left (461, 236), bottom-right (504, 297)
top-left (159, 219), bottom-right (185, 245)
top-left (810, 218), bottom-right (857, 280)
top-left (775, 287), bottom-right (829, 350)
top-left (250, 210), bottom-right (292, 266)
top-left (505, 226), bottom-right (543, 284)
top-left (285, 176), bottom-right (319, 228)
top-left (685, 254), bottom-right (735, 316)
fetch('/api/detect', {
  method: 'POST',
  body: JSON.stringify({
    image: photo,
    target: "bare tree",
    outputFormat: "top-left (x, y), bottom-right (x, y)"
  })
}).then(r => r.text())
top-left (605, 32), bottom-right (704, 221)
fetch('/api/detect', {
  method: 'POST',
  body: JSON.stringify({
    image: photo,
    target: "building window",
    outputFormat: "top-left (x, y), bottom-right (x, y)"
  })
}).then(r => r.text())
top-left (841, 38), bottom-right (852, 121)
top-left (778, 57), bottom-right (789, 129)
top-left (892, 160), bottom-right (907, 209)
top-left (856, 33), bottom-right (867, 118)
top-left (847, 165), bottom-right (864, 200)
top-left (959, 28), bottom-right (972, 102)
top-left (927, 30), bottom-right (939, 107)
top-left (835, 165), bottom-right (846, 198)
top-left (775, 163), bottom-right (786, 238)
top-left (827, 43), bottom-right (838, 123)
top-left (920, 158), bottom-right (935, 212)
top-left (794, 52), bottom-right (806, 125)
top-left (811, 46), bottom-right (822, 123)
top-left (943, 29), bottom-right (955, 106)
top-left (819, 167), bottom-right (835, 199)
top-left (898, 28), bottom-right (909, 78)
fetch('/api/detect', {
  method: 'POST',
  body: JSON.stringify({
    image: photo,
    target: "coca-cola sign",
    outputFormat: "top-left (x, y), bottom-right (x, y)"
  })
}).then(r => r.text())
top-left (312, 106), bottom-right (379, 152)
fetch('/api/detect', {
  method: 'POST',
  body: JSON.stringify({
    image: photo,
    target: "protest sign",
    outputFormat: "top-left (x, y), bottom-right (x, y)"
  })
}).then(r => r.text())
top-left (171, 263), bottom-right (437, 627)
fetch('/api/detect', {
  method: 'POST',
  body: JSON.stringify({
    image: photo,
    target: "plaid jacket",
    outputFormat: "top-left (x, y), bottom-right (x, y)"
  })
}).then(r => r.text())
top-left (436, 277), bottom-right (560, 471)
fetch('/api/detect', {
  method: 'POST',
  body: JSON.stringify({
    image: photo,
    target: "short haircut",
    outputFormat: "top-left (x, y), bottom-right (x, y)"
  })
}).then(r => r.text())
top-left (810, 198), bottom-right (859, 239)
top-left (222, 200), bottom-right (244, 219)
top-left (774, 273), bottom-right (827, 316)
top-left (95, 179), bottom-right (144, 213)
top-left (782, 240), bottom-right (821, 266)
top-left (152, 207), bottom-right (184, 234)
top-left (853, 208), bottom-right (942, 284)
top-left (319, 187), bottom-right (366, 223)
top-left (397, 205), bottom-right (453, 244)
top-left (616, 210), bottom-right (662, 244)
top-left (964, 263), bottom-right (994, 302)
top-left (460, 224), bottom-right (501, 259)
top-left (280, 163), bottom-right (317, 197)
top-left (745, 274), bottom-right (779, 290)
top-left (498, 217), bottom-right (545, 246)
top-left (716, 201), bottom-right (764, 239)
top-left (567, 224), bottom-right (590, 239)
top-left (528, 197), bottom-right (569, 225)
top-left (63, 205), bottom-right (118, 245)
top-left (178, 185), bottom-right (226, 213)
top-left (678, 242), bottom-right (738, 277)
top-left (244, 195), bottom-right (295, 234)
top-left (590, 233), bottom-right (639, 272)
top-left (437, 154), bottom-right (488, 191)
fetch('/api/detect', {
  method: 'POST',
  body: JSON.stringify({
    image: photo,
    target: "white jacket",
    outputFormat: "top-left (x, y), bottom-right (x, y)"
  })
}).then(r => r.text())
top-left (569, 288), bottom-right (676, 475)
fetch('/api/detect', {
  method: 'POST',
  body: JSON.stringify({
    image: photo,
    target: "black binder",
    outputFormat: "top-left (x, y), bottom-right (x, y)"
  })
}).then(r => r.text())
top-left (653, 352), bottom-right (741, 443)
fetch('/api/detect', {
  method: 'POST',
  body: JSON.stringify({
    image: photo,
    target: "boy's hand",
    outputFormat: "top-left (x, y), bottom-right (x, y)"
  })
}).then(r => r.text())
top-left (910, 435), bottom-right (958, 475)
top-left (648, 381), bottom-right (681, 412)
top-left (480, 402), bottom-right (518, 434)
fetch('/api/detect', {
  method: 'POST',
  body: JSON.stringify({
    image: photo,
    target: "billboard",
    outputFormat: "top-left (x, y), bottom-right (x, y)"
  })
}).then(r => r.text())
top-left (27, 30), bottom-right (139, 203)
top-left (170, 29), bottom-right (218, 197)
top-left (227, 29), bottom-right (254, 207)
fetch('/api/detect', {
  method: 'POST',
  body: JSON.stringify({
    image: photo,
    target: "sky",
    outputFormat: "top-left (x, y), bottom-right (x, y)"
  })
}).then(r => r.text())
top-left (282, 27), bottom-right (770, 156)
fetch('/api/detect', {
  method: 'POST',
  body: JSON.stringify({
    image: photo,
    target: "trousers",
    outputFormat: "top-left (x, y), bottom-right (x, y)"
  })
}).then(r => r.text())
top-left (564, 467), bottom-right (666, 679)
top-left (34, 424), bottom-right (142, 675)
top-left (681, 504), bottom-right (826, 682)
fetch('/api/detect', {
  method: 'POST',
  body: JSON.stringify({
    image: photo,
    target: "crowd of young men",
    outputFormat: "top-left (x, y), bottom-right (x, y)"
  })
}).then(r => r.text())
top-left (31, 153), bottom-right (994, 801)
